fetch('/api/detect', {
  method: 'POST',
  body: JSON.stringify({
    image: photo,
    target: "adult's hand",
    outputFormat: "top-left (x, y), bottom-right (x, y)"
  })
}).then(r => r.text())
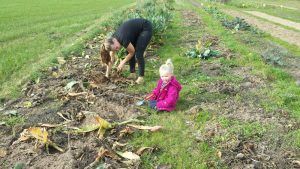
top-left (117, 43), bottom-right (135, 72)
top-left (117, 60), bottom-right (126, 72)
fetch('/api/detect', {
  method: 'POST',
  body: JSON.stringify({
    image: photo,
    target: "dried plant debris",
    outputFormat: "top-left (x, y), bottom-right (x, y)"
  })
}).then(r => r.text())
top-left (14, 127), bottom-right (64, 153)
top-left (0, 33), bottom-right (162, 168)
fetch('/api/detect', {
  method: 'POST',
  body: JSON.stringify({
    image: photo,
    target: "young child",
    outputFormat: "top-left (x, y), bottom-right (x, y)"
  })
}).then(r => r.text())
top-left (145, 59), bottom-right (182, 111)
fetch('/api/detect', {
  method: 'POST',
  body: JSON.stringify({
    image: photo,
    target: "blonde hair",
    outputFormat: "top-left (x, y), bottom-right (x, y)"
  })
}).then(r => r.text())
top-left (103, 37), bottom-right (114, 51)
top-left (159, 59), bottom-right (174, 76)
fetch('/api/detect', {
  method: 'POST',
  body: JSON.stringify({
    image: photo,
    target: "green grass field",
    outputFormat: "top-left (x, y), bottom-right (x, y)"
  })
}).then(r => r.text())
top-left (0, 0), bottom-right (134, 97)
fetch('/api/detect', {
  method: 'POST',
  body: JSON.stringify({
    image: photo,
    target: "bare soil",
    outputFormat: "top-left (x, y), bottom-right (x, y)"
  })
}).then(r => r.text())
top-left (0, 36), bottom-right (150, 169)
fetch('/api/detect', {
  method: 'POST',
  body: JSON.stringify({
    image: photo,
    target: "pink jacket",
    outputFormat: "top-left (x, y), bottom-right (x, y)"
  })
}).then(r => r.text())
top-left (150, 76), bottom-right (182, 111)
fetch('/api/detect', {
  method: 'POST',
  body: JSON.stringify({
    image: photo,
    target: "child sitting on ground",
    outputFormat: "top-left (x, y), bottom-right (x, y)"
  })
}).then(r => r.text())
top-left (145, 59), bottom-right (182, 111)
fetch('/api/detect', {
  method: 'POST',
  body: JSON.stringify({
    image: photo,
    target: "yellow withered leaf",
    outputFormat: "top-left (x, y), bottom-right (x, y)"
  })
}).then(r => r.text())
top-left (28, 127), bottom-right (48, 143)
top-left (95, 116), bottom-right (111, 139)
top-left (196, 40), bottom-right (203, 51)
top-left (23, 101), bottom-right (32, 108)
top-left (75, 115), bottom-right (111, 139)
top-left (16, 127), bottom-right (64, 153)
top-left (52, 72), bottom-right (59, 78)
top-left (95, 116), bottom-right (110, 129)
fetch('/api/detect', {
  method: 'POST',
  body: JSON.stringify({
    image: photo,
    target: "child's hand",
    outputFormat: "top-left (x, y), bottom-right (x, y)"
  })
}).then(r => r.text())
top-left (144, 93), bottom-right (154, 100)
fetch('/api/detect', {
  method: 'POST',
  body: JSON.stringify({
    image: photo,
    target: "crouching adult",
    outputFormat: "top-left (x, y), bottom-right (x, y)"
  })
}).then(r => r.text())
top-left (101, 18), bottom-right (153, 84)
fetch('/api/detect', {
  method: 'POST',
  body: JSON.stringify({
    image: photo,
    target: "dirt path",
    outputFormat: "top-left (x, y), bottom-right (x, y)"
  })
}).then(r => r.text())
top-left (267, 4), bottom-right (298, 10)
top-left (245, 11), bottom-right (300, 31)
top-left (223, 9), bottom-right (300, 47)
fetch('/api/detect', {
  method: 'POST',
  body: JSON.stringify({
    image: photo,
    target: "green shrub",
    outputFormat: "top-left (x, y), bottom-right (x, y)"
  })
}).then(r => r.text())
top-left (185, 35), bottom-right (221, 59)
top-left (186, 48), bottom-right (220, 59)
top-left (222, 17), bottom-right (251, 31)
top-left (203, 6), bottom-right (226, 20)
top-left (102, 0), bottom-right (173, 39)
top-left (203, 6), bottom-right (261, 34)
top-left (261, 43), bottom-right (288, 66)
top-left (135, 0), bottom-right (173, 39)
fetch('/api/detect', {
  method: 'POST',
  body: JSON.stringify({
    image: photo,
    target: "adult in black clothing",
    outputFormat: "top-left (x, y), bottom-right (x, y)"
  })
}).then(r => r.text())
top-left (102, 18), bottom-right (152, 84)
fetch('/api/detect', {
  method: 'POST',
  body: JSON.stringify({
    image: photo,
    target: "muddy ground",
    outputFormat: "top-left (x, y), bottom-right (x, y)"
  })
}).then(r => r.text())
top-left (0, 34), bottom-right (153, 169)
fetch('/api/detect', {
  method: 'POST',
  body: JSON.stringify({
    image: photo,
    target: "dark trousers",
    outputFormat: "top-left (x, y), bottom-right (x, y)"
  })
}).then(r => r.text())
top-left (129, 21), bottom-right (152, 77)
